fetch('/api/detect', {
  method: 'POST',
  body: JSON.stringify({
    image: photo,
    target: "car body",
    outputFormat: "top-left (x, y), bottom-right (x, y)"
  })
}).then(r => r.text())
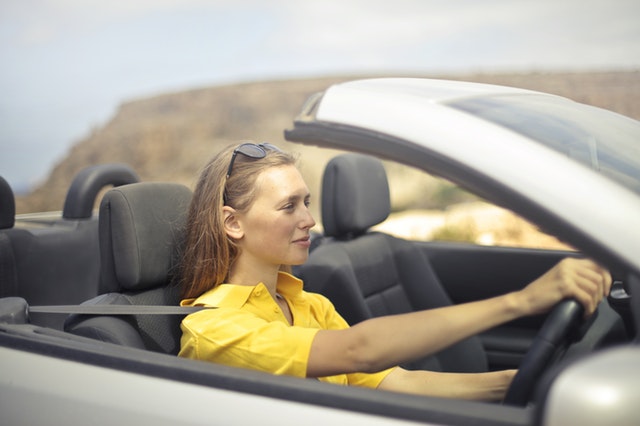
top-left (1, 78), bottom-right (639, 425)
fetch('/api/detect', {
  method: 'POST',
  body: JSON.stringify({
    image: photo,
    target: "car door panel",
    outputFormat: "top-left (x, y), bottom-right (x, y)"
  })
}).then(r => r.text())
top-left (415, 241), bottom-right (577, 370)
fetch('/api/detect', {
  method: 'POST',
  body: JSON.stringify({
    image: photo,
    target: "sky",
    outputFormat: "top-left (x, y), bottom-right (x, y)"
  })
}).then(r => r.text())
top-left (1, 0), bottom-right (639, 193)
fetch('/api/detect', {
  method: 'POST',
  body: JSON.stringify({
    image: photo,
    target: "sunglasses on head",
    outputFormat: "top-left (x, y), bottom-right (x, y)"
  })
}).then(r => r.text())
top-left (226, 142), bottom-right (282, 178)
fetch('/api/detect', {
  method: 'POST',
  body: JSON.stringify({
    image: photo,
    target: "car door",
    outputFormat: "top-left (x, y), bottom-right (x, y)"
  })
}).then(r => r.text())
top-left (417, 241), bottom-right (574, 370)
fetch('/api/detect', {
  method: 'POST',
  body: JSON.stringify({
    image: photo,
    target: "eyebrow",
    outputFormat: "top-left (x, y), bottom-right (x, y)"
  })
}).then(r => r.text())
top-left (278, 192), bottom-right (311, 205)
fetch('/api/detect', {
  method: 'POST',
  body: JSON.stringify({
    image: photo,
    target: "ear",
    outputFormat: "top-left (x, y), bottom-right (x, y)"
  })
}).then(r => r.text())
top-left (223, 206), bottom-right (244, 240)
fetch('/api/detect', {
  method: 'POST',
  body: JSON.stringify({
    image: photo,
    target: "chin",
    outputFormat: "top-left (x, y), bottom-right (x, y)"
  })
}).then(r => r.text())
top-left (288, 255), bottom-right (309, 267)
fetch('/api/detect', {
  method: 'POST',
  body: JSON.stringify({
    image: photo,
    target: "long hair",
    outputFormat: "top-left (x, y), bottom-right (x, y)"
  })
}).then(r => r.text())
top-left (178, 143), bottom-right (297, 299)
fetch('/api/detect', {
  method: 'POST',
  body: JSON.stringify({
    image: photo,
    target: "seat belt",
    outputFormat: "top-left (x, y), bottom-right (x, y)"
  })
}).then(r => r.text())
top-left (28, 304), bottom-right (210, 315)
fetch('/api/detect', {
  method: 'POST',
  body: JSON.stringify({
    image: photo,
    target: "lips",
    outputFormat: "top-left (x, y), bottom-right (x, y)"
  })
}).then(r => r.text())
top-left (293, 235), bottom-right (311, 247)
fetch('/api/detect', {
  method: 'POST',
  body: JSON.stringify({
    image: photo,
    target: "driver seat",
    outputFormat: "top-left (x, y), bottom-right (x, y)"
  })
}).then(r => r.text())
top-left (64, 182), bottom-right (192, 354)
top-left (300, 153), bottom-right (488, 372)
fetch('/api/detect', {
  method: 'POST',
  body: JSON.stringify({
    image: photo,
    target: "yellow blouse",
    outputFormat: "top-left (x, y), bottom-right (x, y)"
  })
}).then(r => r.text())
top-left (179, 272), bottom-right (393, 388)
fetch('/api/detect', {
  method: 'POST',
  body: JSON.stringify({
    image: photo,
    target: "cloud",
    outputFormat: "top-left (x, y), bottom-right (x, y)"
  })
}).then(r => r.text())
top-left (254, 0), bottom-right (639, 72)
top-left (2, 0), bottom-right (232, 45)
top-left (4, 0), bottom-right (637, 70)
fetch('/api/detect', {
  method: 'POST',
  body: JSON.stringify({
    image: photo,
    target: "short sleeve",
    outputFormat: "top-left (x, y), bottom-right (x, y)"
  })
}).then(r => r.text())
top-left (306, 292), bottom-right (397, 388)
top-left (179, 307), bottom-right (319, 377)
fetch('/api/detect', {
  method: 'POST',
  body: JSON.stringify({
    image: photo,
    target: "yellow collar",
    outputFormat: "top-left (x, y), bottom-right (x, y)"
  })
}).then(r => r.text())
top-left (181, 271), bottom-right (304, 308)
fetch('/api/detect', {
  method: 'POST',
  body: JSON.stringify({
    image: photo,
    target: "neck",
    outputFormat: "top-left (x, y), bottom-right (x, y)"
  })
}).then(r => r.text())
top-left (228, 257), bottom-right (281, 298)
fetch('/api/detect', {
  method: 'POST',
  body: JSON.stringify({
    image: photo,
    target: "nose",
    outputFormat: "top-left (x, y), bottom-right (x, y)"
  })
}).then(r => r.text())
top-left (300, 207), bottom-right (316, 230)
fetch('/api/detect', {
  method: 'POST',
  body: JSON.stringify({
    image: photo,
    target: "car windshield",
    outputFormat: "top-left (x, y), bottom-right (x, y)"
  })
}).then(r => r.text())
top-left (449, 94), bottom-right (640, 195)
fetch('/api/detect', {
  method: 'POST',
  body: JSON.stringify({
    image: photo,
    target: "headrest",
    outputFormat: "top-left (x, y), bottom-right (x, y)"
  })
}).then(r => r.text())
top-left (0, 176), bottom-right (15, 229)
top-left (63, 163), bottom-right (140, 219)
top-left (99, 182), bottom-right (192, 293)
top-left (321, 153), bottom-right (390, 238)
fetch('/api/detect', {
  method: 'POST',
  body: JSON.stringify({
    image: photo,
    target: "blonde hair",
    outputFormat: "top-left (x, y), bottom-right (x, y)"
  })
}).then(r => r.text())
top-left (178, 143), bottom-right (297, 299)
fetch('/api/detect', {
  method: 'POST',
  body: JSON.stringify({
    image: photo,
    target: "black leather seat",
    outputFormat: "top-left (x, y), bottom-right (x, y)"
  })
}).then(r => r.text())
top-left (0, 176), bottom-right (15, 230)
top-left (0, 176), bottom-right (18, 299)
top-left (299, 153), bottom-right (488, 373)
top-left (65, 182), bottom-right (192, 354)
top-left (1, 165), bottom-right (140, 328)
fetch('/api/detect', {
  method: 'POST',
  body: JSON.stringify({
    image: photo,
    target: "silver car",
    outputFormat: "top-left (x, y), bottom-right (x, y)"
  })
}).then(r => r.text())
top-left (1, 78), bottom-right (638, 425)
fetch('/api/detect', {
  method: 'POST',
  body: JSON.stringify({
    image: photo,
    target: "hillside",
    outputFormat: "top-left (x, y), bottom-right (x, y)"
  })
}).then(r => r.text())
top-left (16, 71), bottom-right (640, 216)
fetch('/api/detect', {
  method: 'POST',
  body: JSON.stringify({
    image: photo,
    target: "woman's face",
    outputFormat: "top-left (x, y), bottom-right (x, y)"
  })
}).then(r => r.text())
top-left (234, 164), bottom-right (316, 268)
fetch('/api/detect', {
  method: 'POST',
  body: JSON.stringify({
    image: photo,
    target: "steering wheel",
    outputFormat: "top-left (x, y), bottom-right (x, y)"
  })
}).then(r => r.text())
top-left (502, 299), bottom-right (585, 406)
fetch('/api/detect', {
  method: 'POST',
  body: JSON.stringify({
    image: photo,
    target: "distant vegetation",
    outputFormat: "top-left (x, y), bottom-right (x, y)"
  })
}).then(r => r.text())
top-left (16, 70), bottom-right (640, 224)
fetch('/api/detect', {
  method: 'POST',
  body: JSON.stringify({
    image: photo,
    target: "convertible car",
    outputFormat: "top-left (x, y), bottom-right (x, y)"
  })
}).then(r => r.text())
top-left (1, 78), bottom-right (639, 425)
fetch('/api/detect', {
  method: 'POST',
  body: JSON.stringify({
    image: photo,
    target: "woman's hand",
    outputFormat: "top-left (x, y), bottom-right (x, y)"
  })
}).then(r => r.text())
top-left (517, 258), bottom-right (611, 317)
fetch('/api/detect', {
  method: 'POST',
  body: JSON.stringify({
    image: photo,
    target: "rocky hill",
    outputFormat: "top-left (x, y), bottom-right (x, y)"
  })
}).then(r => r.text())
top-left (16, 71), bottom-right (640, 217)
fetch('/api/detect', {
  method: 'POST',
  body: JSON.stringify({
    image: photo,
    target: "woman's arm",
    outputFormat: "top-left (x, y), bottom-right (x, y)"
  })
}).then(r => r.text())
top-left (307, 258), bottom-right (610, 382)
top-left (378, 367), bottom-right (517, 401)
top-left (308, 289), bottom-right (524, 376)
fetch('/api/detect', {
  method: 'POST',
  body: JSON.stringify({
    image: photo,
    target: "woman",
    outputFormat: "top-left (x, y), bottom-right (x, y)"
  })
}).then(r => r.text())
top-left (177, 142), bottom-right (611, 401)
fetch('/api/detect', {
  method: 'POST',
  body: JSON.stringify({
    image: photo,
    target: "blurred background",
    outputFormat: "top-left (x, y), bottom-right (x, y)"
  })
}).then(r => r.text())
top-left (1, 0), bottom-right (638, 251)
top-left (2, 0), bottom-right (638, 191)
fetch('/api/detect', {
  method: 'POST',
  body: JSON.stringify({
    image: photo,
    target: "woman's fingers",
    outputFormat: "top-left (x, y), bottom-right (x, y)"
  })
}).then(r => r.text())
top-left (522, 258), bottom-right (611, 316)
top-left (557, 258), bottom-right (611, 316)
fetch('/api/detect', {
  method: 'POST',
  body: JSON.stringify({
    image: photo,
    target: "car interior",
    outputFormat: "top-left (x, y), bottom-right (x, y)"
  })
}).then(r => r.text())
top-left (298, 153), bottom-right (488, 373)
top-left (63, 181), bottom-right (193, 354)
top-left (0, 150), bottom-right (633, 423)
top-left (0, 164), bottom-right (139, 329)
